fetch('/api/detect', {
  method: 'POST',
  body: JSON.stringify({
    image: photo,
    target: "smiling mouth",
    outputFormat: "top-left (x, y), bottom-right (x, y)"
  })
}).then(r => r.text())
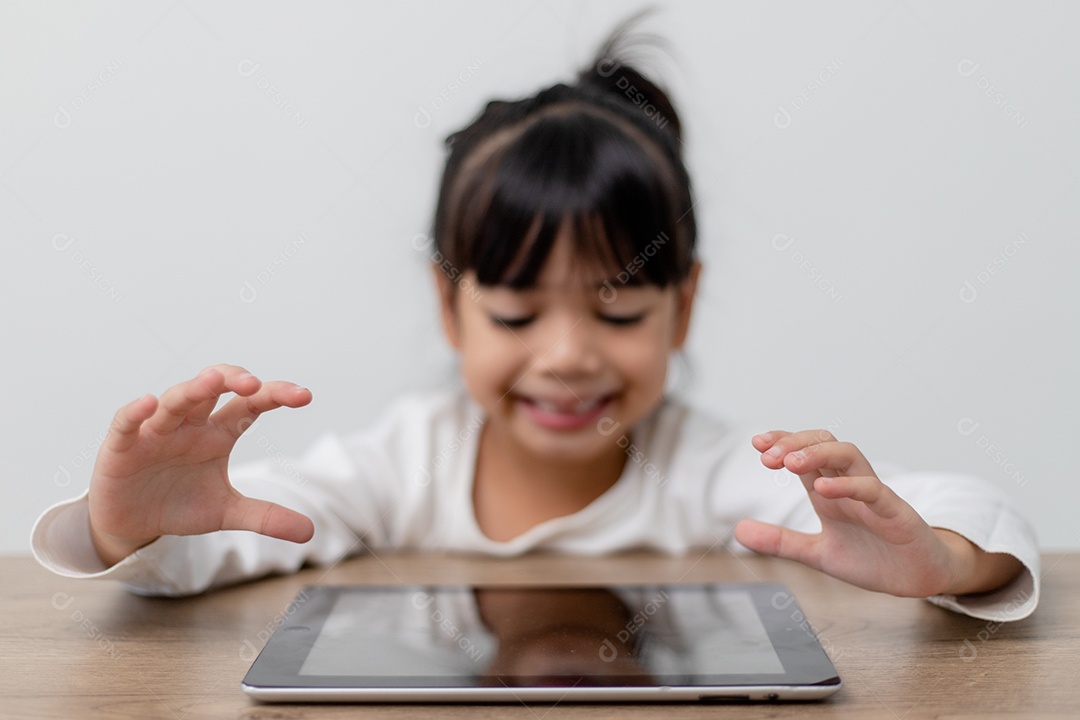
top-left (527, 395), bottom-right (609, 415)
top-left (515, 394), bottom-right (617, 430)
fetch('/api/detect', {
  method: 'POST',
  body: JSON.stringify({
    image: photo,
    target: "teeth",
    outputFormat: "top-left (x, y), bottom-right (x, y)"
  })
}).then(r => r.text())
top-left (533, 396), bottom-right (605, 415)
top-left (575, 397), bottom-right (604, 414)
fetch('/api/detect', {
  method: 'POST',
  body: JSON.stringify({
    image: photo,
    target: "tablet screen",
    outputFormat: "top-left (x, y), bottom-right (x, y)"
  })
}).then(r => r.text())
top-left (297, 586), bottom-right (787, 680)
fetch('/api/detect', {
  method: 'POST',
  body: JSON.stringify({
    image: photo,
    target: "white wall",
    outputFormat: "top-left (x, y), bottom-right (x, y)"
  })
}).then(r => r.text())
top-left (2, 1), bottom-right (1076, 552)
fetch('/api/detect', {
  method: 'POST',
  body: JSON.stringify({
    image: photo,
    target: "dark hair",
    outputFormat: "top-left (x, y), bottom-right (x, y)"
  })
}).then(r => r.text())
top-left (430, 11), bottom-right (696, 292)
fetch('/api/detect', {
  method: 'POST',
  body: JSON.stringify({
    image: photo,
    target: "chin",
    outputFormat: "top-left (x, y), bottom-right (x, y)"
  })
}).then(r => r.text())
top-left (529, 433), bottom-right (617, 463)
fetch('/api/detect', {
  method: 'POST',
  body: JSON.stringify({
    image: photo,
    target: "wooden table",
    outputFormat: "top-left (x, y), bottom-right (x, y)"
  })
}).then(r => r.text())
top-left (2, 552), bottom-right (1077, 719)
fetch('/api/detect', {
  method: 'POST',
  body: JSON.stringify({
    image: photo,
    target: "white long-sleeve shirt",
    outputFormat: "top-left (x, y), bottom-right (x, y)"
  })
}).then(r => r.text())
top-left (31, 388), bottom-right (1039, 622)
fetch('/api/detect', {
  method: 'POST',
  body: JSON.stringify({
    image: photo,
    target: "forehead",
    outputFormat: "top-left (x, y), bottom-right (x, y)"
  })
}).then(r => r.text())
top-left (528, 228), bottom-right (614, 290)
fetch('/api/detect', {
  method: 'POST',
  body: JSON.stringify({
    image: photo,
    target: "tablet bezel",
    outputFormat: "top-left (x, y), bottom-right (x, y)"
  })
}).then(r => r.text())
top-left (242, 582), bottom-right (841, 703)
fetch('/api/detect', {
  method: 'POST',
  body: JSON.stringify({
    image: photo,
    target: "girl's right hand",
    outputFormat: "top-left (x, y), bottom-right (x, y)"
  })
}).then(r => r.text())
top-left (87, 364), bottom-right (315, 567)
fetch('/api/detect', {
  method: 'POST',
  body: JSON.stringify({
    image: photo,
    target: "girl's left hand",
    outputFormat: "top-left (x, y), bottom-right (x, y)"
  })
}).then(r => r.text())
top-left (734, 429), bottom-right (974, 598)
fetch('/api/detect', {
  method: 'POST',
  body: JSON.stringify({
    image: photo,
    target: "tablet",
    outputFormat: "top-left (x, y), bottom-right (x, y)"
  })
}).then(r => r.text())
top-left (242, 583), bottom-right (841, 703)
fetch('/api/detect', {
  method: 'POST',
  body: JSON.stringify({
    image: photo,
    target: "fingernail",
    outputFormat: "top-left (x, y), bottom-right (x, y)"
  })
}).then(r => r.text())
top-left (757, 432), bottom-right (773, 443)
top-left (789, 450), bottom-right (805, 462)
top-left (766, 445), bottom-right (783, 458)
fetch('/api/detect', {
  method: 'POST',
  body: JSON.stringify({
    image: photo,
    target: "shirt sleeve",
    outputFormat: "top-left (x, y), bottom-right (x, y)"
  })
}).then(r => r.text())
top-left (30, 433), bottom-right (391, 597)
top-left (875, 465), bottom-right (1039, 622)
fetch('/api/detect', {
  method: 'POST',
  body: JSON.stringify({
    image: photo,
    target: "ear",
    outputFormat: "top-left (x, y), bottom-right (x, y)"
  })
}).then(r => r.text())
top-left (671, 261), bottom-right (701, 350)
top-left (432, 264), bottom-right (462, 349)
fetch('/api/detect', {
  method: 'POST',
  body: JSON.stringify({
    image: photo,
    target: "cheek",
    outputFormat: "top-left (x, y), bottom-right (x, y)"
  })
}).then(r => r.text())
top-left (457, 317), bottom-right (524, 391)
top-left (608, 325), bottom-right (671, 390)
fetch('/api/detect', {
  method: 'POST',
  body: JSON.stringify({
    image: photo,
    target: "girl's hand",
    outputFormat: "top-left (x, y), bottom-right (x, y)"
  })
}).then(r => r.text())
top-left (88, 365), bottom-right (315, 567)
top-left (734, 430), bottom-right (1020, 598)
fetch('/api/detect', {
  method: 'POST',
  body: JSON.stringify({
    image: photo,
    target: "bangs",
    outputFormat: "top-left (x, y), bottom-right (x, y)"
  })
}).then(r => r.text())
top-left (446, 106), bottom-right (690, 289)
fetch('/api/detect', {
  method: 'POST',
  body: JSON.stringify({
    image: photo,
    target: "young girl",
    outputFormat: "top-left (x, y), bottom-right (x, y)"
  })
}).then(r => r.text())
top-left (33, 21), bottom-right (1037, 622)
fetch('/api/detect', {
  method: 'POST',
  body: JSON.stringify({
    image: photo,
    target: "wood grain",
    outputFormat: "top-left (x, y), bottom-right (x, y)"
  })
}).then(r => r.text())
top-left (1, 551), bottom-right (1075, 719)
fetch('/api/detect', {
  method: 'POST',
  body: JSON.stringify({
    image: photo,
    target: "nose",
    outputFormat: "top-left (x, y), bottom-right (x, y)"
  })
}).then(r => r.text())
top-left (540, 312), bottom-right (602, 378)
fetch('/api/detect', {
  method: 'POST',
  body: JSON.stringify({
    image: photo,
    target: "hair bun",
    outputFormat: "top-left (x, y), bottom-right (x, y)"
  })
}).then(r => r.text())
top-left (576, 10), bottom-right (682, 144)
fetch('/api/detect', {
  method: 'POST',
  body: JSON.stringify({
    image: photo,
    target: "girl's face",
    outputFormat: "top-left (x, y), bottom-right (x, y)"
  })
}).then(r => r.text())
top-left (436, 224), bottom-right (700, 465)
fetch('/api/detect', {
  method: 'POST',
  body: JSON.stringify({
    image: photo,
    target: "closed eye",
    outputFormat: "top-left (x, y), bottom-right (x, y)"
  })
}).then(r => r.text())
top-left (598, 312), bottom-right (646, 326)
top-left (490, 315), bottom-right (535, 329)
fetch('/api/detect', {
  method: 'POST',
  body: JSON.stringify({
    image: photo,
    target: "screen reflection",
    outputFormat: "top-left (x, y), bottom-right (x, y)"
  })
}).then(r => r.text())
top-left (474, 587), bottom-right (653, 686)
top-left (298, 585), bottom-right (785, 683)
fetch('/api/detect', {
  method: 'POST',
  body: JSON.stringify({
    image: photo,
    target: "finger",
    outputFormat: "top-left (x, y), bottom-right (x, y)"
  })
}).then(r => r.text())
top-left (754, 428), bottom-right (840, 470)
top-left (221, 495), bottom-right (315, 543)
top-left (102, 394), bottom-right (159, 453)
top-left (212, 381), bottom-right (312, 439)
top-left (734, 518), bottom-right (821, 570)
top-left (782, 441), bottom-right (876, 482)
top-left (146, 367), bottom-right (261, 434)
top-left (751, 430), bottom-right (791, 453)
top-left (198, 363), bottom-right (266, 396)
top-left (811, 475), bottom-right (903, 520)
top-left (185, 365), bottom-right (267, 425)
top-left (146, 369), bottom-right (225, 434)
